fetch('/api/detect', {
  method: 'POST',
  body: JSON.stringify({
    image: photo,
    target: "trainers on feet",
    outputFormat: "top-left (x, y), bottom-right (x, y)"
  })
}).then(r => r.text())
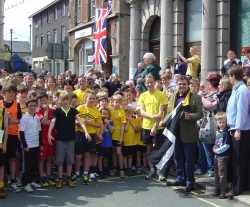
top-left (71, 174), bottom-right (81, 183)
top-left (56, 180), bottom-right (63, 188)
top-left (120, 170), bottom-right (125, 178)
top-left (82, 175), bottom-right (89, 185)
top-left (136, 168), bottom-right (142, 175)
top-left (0, 188), bottom-right (6, 198)
top-left (157, 172), bottom-right (166, 181)
top-left (46, 179), bottom-right (56, 186)
top-left (40, 179), bottom-right (49, 187)
top-left (94, 173), bottom-right (100, 180)
top-left (7, 175), bottom-right (11, 185)
top-left (24, 184), bottom-right (33, 193)
top-left (31, 182), bottom-right (41, 188)
top-left (89, 173), bottom-right (96, 181)
top-left (16, 177), bottom-right (23, 187)
top-left (10, 183), bottom-right (20, 193)
top-left (145, 171), bottom-right (155, 180)
top-left (110, 169), bottom-right (118, 176)
top-left (67, 179), bottom-right (75, 187)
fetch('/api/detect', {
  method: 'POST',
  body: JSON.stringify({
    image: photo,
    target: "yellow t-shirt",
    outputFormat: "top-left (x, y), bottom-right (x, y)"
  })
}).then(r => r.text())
top-left (186, 55), bottom-right (200, 78)
top-left (73, 88), bottom-right (90, 105)
top-left (123, 118), bottom-right (137, 146)
top-left (135, 118), bottom-right (145, 146)
top-left (110, 108), bottom-right (126, 141)
top-left (76, 104), bottom-right (102, 134)
top-left (137, 90), bottom-right (168, 130)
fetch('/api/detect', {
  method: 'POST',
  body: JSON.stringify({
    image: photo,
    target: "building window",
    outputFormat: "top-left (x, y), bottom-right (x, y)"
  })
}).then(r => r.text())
top-left (35, 36), bottom-right (38, 47)
top-left (61, 26), bottom-right (65, 41)
top-left (54, 5), bottom-right (57, 20)
top-left (41, 13), bottom-right (44, 26)
top-left (41, 34), bottom-right (44, 47)
top-left (54, 30), bottom-right (57, 43)
top-left (62, 1), bottom-right (66, 16)
top-left (47, 9), bottom-right (50, 23)
top-left (89, 0), bottom-right (95, 19)
top-left (77, 0), bottom-right (82, 23)
top-left (34, 18), bottom-right (38, 28)
top-left (47, 32), bottom-right (50, 43)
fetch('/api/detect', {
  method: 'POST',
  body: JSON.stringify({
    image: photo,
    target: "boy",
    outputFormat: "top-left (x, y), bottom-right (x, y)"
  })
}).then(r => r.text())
top-left (0, 105), bottom-right (9, 198)
top-left (72, 90), bottom-right (102, 185)
top-left (189, 78), bottom-right (200, 94)
top-left (48, 93), bottom-right (90, 188)
top-left (123, 106), bottom-right (137, 176)
top-left (121, 97), bottom-right (128, 110)
top-left (212, 112), bottom-right (231, 199)
top-left (161, 73), bottom-right (175, 91)
top-left (154, 80), bottom-right (163, 91)
top-left (36, 92), bottom-right (56, 187)
top-left (0, 84), bottom-right (22, 193)
top-left (110, 94), bottom-right (126, 178)
top-left (70, 93), bottom-right (79, 108)
top-left (124, 89), bottom-right (137, 109)
top-left (97, 91), bottom-right (108, 109)
top-left (20, 98), bottom-right (43, 192)
top-left (0, 68), bottom-right (9, 86)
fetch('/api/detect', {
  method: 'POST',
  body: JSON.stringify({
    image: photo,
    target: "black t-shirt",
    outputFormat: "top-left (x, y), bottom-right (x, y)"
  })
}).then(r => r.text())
top-left (52, 107), bottom-right (79, 141)
top-left (102, 81), bottom-right (122, 97)
top-left (2, 100), bottom-right (22, 119)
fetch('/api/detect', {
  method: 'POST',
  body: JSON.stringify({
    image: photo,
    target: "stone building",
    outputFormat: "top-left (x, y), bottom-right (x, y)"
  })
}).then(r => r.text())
top-left (29, 0), bottom-right (70, 76)
top-left (67, 0), bottom-right (130, 80)
top-left (0, 0), bottom-right (4, 69)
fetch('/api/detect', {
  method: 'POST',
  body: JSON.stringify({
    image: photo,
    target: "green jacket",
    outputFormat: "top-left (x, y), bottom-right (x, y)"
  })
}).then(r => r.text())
top-left (166, 92), bottom-right (203, 143)
top-left (140, 62), bottom-right (161, 92)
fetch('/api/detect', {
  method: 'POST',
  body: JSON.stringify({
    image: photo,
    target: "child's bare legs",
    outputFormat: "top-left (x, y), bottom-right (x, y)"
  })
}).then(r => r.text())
top-left (98, 156), bottom-right (103, 172)
top-left (8, 158), bottom-right (16, 182)
top-left (142, 152), bottom-right (147, 169)
top-left (123, 156), bottom-right (128, 169)
top-left (128, 155), bottom-right (132, 168)
top-left (83, 152), bottom-right (91, 173)
top-left (57, 165), bottom-right (63, 179)
top-left (136, 151), bottom-right (142, 167)
top-left (38, 159), bottom-right (45, 177)
top-left (112, 146), bottom-right (118, 168)
top-left (67, 165), bottom-right (73, 177)
top-left (116, 146), bottom-right (123, 170)
top-left (46, 157), bottom-right (53, 177)
top-left (74, 154), bottom-right (82, 174)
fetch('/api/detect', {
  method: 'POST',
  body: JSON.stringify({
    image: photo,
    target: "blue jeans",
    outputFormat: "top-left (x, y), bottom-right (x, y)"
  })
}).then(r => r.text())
top-left (174, 136), bottom-right (197, 186)
top-left (197, 141), bottom-right (207, 173)
top-left (202, 142), bottom-right (214, 174)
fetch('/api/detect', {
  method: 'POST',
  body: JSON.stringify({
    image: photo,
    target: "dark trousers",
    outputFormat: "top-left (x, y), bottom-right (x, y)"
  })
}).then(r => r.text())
top-left (230, 130), bottom-right (250, 195)
top-left (214, 156), bottom-right (229, 193)
top-left (23, 147), bottom-right (39, 185)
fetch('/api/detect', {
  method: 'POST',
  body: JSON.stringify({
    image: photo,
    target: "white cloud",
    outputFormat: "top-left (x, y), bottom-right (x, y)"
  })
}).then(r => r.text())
top-left (3, 0), bottom-right (54, 41)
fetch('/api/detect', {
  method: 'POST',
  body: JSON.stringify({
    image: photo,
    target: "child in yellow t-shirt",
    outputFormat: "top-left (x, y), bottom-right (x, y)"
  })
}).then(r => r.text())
top-left (109, 94), bottom-right (126, 178)
top-left (123, 106), bottom-right (137, 176)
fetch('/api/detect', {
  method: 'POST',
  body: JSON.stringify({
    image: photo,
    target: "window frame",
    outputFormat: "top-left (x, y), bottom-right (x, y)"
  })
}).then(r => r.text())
top-left (47, 31), bottom-right (50, 43)
top-left (61, 26), bottom-right (65, 42)
top-left (41, 34), bottom-right (44, 47)
top-left (54, 29), bottom-right (57, 43)
top-left (47, 9), bottom-right (50, 23)
top-left (54, 5), bottom-right (58, 20)
top-left (35, 36), bottom-right (38, 47)
top-left (62, 1), bottom-right (66, 17)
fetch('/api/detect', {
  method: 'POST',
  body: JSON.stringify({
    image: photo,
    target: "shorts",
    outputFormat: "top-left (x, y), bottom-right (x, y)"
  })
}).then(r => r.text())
top-left (39, 144), bottom-right (55, 159)
top-left (98, 147), bottom-right (111, 157)
top-left (55, 140), bottom-right (74, 165)
top-left (91, 143), bottom-right (100, 155)
top-left (135, 145), bottom-right (147, 153)
top-left (112, 140), bottom-right (121, 147)
top-left (141, 129), bottom-right (164, 145)
top-left (6, 135), bottom-right (19, 158)
top-left (75, 131), bottom-right (96, 155)
top-left (122, 146), bottom-right (135, 156)
top-left (0, 149), bottom-right (6, 166)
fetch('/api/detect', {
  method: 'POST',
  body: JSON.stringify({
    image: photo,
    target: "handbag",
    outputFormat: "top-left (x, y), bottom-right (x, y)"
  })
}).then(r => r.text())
top-left (199, 111), bottom-right (217, 144)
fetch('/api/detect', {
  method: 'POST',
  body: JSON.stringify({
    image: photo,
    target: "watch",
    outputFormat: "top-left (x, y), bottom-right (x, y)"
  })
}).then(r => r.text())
top-left (153, 123), bottom-right (159, 128)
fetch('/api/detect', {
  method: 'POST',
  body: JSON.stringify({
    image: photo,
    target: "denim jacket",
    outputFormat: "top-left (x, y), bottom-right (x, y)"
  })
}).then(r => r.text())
top-left (227, 81), bottom-right (250, 130)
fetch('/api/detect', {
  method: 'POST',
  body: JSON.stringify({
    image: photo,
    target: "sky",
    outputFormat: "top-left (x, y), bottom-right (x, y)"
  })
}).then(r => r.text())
top-left (3, 0), bottom-right (54, 42)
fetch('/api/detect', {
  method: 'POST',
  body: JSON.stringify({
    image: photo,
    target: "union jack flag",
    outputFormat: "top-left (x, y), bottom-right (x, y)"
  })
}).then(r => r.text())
top-left (92, 9), bottom-right (109, 65)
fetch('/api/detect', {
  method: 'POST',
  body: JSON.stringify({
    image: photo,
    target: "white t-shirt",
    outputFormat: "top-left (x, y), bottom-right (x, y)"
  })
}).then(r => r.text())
top-left (128, 102), bottom-right (137, 109)
top-left (20, 112), bottom-right (41, 148)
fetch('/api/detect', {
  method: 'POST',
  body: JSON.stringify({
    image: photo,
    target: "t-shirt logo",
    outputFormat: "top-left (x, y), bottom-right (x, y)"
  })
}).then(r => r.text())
top-left (79, 113), bottom-right (95, 121)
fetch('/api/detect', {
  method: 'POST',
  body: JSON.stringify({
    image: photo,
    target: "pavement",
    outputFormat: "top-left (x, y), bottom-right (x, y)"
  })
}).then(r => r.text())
top-left (169, 169), bottom-right (250, 206)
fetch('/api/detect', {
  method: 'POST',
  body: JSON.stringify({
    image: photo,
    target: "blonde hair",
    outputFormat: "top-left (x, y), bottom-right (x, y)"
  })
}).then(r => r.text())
top-left (219, 77), bottom-right (232, 92)
top-left (189, 78), bottom-right (200, 86)
top-left (161, 73), bottom-right (171, 80)
top-left (165, 56), bottom-right (174, 63)
top-left (112, 94), bottom-right (123, 102)
top-left (214, 112), bottom-right (227, 122)
top-left (59, 92), bottom-right (72, 102)
top-left (227, 50), bottom-right (236, 58)
top-left (247, 78), bottom-right (250, 86)
top-left (163, 87), bottom-right (174, 93)
top-left (8, 77), bottom-right (20, 87)
top-left (124, 105), bottom-right (134, 113)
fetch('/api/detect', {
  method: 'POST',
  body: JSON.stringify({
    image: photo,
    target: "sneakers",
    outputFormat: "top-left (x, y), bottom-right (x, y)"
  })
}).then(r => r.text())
top-left (194, 169), bottom-right (206, 175)
top-left (67, 179), bottom-right (75, 187)
top-left (7, 175), bottom-right (11, 185)
top-left (10, 183), bottom-right (20, 193)
top-left (40, 179), bottom-right (49, 187)
top-left (24, 184), bottom-right (33, 193)
top-left (31, 182), bottom-right (41, 188)
top-left (89, 173), bottom-right (96, 181)
top-left (16, 177), bottom-right (23, 187)
top-left (0, 188), bottom-right (6, 198)
top-left (156, 172), bottom-right (166, 181)
top-left (136, 168), bottom-right (142, 175)
top-left (56, 180), bottom-right (63, 188)
top-left (71, 174), bottom-right (81, 183)
top-left (46, 179), bottom-right (56, 186)
top-left (82, 175), bottom-right (89, 185)
top-left (145, 170), bottom-right (155, 180)
top-left (94, 172), bottom-right (100, 180)
top-left (120, 170), bottom-right (125, 178)
top-left (110, 169), bottom-right (118, 176)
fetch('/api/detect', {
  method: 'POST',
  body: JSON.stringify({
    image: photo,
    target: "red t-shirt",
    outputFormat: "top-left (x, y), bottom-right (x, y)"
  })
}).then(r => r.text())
top-left (35, 107), bottom-right (55, 145)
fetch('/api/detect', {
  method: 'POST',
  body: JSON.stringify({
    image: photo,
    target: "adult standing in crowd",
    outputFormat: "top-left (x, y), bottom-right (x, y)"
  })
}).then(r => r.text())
top-left (221, 50), bottom-right (241, 77)
top-left (225, 65), bottom-right (250, 198)
top-left (166, 76), bottom-right (202, 192)
top-left (58, 75), bottom-right (65, 90)
top-left (26, 74), bottom-right (35, 91)
top-left (133, 63), bottom-right (144, 86)
top-left (177, 46), bottom-right (200, 79)
top-left (139, 53), bottom-right (161, 92)
top-left (102, 73), bottom-right (122, 97)
top-left (177, 57), bottom-right (187, 76)
top-left (73, 76), bottom-right (90, 104)
top-left (242, 48), bottom-right (250, 73)
top-left (196, 74), bottom-right (221, 176)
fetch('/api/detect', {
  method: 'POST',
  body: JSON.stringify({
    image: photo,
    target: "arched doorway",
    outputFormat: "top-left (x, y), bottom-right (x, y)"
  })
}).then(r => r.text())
top-left (149, 17), bottom-right (160, 64)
